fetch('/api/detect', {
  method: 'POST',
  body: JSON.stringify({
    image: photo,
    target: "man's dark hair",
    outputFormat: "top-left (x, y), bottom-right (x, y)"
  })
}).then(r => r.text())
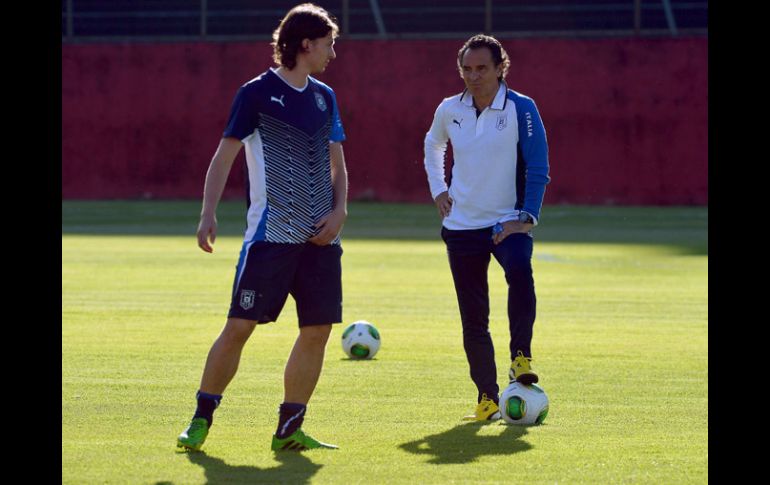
top-left (457, 34), bottom-right (511, 81)
top-left (272, 3), bottom-right (339, 69)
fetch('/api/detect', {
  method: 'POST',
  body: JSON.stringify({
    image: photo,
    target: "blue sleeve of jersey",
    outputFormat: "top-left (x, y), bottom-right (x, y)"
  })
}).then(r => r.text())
top-left (223, 86), bottom-right (259, 141)
top-left (329, 89), bottom-right (346, 143)
top-left (516, 97), bottom-right (550, 221)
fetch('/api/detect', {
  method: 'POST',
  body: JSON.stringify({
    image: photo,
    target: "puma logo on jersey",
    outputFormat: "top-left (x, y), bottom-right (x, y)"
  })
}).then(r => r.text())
top-left (452, 118), bottom-right (463, 129)
top-left (270, 95), bottom-right (285, 107)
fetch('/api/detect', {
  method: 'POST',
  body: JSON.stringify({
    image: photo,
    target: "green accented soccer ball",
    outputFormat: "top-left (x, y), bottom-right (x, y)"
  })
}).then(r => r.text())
top-left (500, 382), bottom-right (549, 425)
top-left (341, 320), bottom-right (381, 359)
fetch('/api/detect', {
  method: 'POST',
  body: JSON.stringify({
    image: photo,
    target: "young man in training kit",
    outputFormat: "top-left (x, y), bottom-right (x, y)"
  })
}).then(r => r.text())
top-left (423, 34), bottom-right (550, 421)
top-left (177, 3), bottom-right (347, 452)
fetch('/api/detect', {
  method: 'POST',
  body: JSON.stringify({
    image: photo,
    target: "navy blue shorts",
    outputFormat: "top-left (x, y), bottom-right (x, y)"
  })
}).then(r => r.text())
top-left (227, 241), bottom-right (343, 326)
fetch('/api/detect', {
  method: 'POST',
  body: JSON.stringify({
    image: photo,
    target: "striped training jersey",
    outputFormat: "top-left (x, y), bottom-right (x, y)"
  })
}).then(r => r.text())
top-left (223, 68), bottom-right (346, 244)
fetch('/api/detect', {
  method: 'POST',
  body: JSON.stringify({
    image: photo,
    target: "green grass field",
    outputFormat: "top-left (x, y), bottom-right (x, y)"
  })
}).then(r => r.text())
top-left (62, 201), bottom-right (707, 484)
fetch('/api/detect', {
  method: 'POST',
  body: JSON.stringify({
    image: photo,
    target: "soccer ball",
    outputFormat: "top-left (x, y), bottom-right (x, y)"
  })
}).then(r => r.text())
top-left (341, 320), bottom-right (381, 359)
top-left (499, 382), bottom-right (549, 425)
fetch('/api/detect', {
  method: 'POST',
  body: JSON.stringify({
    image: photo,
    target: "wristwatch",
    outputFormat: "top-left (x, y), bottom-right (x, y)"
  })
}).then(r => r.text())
top-left (518, 212), bottom-right (534, 224)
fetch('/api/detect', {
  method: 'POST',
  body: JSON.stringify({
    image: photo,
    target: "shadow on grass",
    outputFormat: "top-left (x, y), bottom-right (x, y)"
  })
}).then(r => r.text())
top-left (399, 421), bottom-right (532, 464)
top-left (165, 450), bottom-right (322, 485)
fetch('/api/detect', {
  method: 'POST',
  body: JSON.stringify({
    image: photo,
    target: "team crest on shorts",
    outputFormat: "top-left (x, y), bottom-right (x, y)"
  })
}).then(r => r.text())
top-left (240, 290), bottom-right (256, 310)
top-left (314, 92), bottom-right (327, 111)
top-left (496, 115), bottom-right (508, 131)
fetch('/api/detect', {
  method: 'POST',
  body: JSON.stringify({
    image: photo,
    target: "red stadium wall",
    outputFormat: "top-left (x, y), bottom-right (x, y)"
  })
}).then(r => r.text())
top-left (62, 37), bottom-right (707, 205)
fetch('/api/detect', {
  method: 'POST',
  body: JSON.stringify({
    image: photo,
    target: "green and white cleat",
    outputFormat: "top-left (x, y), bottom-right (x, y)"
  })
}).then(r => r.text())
top-left (177, 417), bottom-right (209, 451)
top-left (271, 428), bottom-right (338, 451)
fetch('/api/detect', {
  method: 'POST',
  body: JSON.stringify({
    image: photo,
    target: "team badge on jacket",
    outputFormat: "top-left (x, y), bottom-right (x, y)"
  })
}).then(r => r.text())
top-left (496, 115), bottom-right (508, 131)
top-left (240, 290), bottom-right (256, 310)
top-left (314, 92), bottom-right (327, 111)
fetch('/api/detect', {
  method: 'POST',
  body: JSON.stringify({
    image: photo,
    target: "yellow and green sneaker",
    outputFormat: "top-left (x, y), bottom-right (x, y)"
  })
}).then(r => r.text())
top-left (509, 351), bottom-right (539, 385)
top-left (271, 428), bottom-right (338, 452)
top-left (462, 393), bottom-right (501, 421)
top-left (176, 417), bottom-right (209, 451)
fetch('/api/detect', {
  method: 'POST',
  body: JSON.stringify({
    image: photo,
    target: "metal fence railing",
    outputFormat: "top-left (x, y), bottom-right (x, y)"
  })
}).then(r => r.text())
top-left (62, 0), bottom-right (707, 42)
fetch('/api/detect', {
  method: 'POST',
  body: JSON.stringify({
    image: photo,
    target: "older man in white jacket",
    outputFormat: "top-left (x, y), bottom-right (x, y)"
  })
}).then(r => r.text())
top-left (424, 34), bottom-right (551, 422)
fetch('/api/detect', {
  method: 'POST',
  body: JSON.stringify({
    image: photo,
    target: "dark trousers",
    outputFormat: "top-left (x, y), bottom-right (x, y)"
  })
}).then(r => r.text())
top-left (442, 226), bottom-right (536, 401)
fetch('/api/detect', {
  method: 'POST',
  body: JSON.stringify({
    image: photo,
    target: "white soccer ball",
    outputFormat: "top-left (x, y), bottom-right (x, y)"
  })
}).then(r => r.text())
top-left (341, 320), bottom-right (381, 359)
top-left (499, 382), bottom-right (549, 425)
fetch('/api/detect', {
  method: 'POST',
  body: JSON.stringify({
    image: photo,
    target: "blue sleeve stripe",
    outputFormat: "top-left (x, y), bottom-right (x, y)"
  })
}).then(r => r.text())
top-left (509, 91), bottom-right (550, 221)
top-left (329, 89), bottom-right (346, 143)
